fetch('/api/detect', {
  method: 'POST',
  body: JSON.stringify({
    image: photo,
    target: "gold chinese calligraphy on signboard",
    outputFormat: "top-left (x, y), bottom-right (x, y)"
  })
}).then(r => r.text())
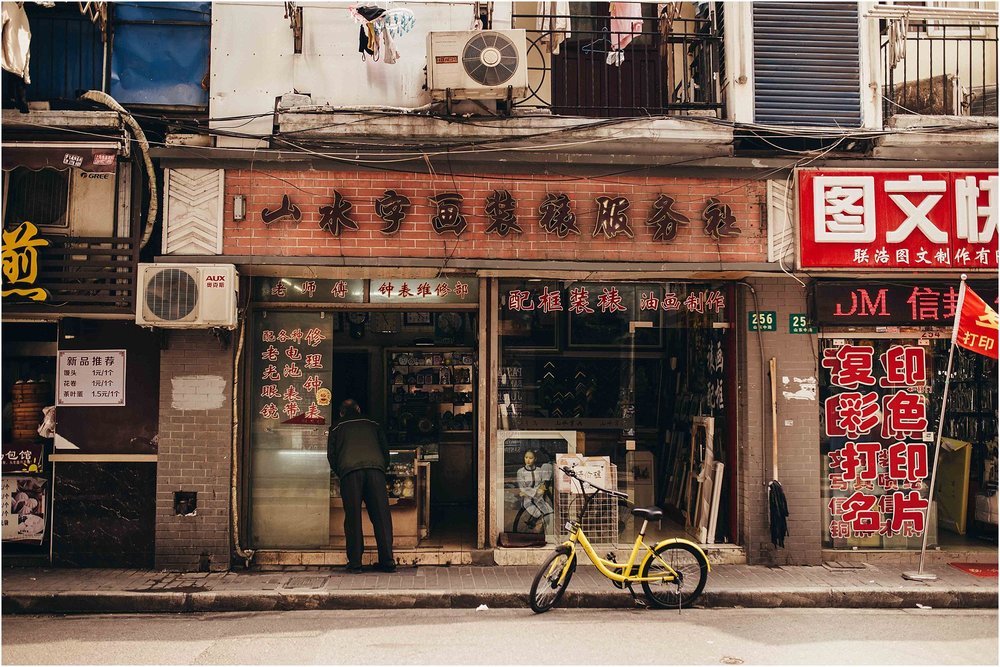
top-left (2, 221), bottom-right (49, 301)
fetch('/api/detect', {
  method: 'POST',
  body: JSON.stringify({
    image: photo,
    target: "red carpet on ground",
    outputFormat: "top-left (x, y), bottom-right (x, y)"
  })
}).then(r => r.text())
top-left (948, 562), bottom-right (999, 577)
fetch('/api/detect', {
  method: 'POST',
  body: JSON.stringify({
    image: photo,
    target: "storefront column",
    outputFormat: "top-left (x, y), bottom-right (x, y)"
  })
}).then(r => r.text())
top-left (739, 278), bottom-right (822, 565)
top-left (155, 330), bottom-right (234, 571)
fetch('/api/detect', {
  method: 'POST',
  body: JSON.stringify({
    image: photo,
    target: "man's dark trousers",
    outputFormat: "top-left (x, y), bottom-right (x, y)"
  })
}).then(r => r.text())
top-left (340, 468), bottom-right (394, 568)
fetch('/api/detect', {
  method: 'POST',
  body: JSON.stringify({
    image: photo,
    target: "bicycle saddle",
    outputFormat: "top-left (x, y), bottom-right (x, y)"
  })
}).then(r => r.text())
top-left (630, 506), bottom-right (663, 521)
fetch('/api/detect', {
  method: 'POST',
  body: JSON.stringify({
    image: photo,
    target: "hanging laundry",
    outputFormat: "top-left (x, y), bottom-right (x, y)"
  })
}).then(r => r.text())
top-left (535, 1), bottom-right (570, 55)
top-left (609, 2), bottom-right (643, 51)
top-left (2, 1), bottom-right (32, 84)
top-left (381, 27), bottom-right (400, 64)
top-left (350, 5), bottom-right (386, 58)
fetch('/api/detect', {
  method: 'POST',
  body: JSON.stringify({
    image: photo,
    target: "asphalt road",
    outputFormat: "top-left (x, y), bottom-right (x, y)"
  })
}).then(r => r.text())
top-left (2, 608), bottom-right (997, 665)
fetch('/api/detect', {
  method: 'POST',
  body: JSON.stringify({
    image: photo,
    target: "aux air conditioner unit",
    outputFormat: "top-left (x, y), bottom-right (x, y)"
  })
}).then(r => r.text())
top-left (136, 263), bottom-right (238, 329)
top-left (427, 30), bottom-right (528, 101)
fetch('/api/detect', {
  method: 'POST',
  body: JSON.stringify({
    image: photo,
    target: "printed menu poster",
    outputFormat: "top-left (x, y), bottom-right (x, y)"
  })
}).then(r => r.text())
top-left (2, 476), bottom-right (47, 543)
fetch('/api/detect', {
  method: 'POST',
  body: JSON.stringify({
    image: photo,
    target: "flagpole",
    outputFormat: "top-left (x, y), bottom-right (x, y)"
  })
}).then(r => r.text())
top-left (903, 274), bottom-right (967, 582)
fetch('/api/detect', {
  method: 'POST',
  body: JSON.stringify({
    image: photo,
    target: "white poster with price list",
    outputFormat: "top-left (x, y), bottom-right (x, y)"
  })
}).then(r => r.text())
top-left (57, 350), bottom-right (126, 407)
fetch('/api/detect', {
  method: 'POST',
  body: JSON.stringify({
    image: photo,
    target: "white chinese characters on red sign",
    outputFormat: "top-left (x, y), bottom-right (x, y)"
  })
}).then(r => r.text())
top-left (823, 344), bottom-right (932, 540)
top-left (799, 170), bottom-right (998, 269)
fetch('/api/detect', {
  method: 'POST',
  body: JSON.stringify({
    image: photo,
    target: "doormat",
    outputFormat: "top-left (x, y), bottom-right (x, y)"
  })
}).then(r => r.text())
top-left (948, 562), bottom-right (999, 577)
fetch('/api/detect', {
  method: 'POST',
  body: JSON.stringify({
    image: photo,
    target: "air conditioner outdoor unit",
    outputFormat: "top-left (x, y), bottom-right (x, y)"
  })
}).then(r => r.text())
top-left (427, 29), bottom-right (528, 101)
top-left (136, 263), bottom-right (238, 329)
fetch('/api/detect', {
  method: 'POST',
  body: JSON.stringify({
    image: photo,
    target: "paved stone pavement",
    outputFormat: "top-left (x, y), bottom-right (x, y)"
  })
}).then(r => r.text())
top-left (2, 561), bottom-right (996, 614)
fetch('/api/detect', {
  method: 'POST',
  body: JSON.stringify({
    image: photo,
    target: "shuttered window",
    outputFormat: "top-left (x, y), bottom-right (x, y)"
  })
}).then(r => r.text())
top-left (752, 2), bottom-right (862, 127)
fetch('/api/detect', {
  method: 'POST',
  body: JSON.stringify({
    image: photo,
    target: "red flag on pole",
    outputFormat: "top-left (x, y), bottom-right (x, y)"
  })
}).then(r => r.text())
top-left (952, 282), bottom-right (999, 360)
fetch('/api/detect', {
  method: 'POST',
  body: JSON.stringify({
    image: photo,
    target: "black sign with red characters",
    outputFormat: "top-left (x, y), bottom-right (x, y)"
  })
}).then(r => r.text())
top-left (812, 281), bottom-right (998, 327)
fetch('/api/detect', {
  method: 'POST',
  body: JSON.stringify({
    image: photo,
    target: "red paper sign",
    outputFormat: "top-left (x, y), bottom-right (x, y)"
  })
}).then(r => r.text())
top-left (798, 169), bottom-right (998, 269)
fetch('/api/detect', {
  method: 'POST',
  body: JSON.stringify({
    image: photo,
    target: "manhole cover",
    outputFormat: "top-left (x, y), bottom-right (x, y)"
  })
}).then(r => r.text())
top-left (284, 577), bottom-right (326, 589)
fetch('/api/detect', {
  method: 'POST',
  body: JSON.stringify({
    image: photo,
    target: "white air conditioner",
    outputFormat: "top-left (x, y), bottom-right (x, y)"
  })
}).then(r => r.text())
top-left (427, 29), bottom-right (528, 101)
top-left (136, 263), bottom-right (238, 329)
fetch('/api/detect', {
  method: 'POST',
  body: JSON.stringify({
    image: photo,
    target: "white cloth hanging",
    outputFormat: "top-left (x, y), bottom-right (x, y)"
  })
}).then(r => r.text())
top-left (2, 1), bottom-right (31, 83)
top-left (382, 27), bottom-right (400, 64)
top-left (536, 1), bottom-right (571, 55)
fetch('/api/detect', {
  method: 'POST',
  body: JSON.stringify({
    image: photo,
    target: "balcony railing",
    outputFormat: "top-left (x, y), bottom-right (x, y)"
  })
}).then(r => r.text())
top-left (881, 20), bottom-right (998, 119)
top-left (511, 8), bottom-right (722, 117)
top-left (4, 236), bottom-right (140, 316)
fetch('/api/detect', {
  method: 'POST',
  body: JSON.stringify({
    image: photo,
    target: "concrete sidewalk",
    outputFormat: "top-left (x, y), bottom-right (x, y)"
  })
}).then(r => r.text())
top-left (2, 561), bottom-right (996, 614)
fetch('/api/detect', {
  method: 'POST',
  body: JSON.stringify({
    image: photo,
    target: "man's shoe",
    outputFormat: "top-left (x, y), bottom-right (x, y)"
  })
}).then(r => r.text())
top-left (345, 564), bottom-right (364, 574)
top-left (375, 563), bottom-right (396, 573)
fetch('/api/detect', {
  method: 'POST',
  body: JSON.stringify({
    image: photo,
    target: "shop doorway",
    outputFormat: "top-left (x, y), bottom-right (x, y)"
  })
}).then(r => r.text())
top-left (333, 310), bottom-right (479, 553)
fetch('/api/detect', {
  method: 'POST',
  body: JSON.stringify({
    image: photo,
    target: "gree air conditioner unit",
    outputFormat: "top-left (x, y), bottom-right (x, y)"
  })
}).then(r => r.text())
top-left (136, 263), bottom-right (238, 329)
top-left (427, 29), bottom-right (528, 101)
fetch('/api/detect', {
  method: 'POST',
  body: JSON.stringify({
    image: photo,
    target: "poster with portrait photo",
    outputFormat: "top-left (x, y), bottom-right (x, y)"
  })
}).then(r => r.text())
top-left (498, 431), bottom-right (575, 538)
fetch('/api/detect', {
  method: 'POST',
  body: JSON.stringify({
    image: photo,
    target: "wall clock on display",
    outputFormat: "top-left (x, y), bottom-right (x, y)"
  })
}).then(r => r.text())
top-left (435, 312), bottom-right (464, 343)
top-left (347, 312), bottom-right (369, 339)
top-left (370, 311), bottom-right (402, 334)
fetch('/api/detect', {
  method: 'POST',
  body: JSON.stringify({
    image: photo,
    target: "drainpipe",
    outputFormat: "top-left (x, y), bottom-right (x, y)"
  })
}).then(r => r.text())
top-left (231, 318), bottom-right (255, 567)
top-left (78, 91), bottom-right (158, 249)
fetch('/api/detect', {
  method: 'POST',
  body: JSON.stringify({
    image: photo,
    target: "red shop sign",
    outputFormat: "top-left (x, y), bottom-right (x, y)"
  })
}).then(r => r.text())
top-left (798, 169), bottom-right (998, 270)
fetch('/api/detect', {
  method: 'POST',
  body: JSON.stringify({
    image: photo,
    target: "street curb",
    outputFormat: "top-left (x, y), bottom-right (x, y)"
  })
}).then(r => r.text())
top-left (3, 589), bottom-right (996, 614)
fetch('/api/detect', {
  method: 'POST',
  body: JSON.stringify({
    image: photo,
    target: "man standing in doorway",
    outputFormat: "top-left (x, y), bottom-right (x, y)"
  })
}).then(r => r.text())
top-left (327, 399), bottom-right (395, 573)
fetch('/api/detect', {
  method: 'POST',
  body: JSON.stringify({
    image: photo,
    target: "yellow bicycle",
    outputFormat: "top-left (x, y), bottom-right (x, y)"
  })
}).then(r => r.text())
top-left (529, 466), bottom-right (710, 613)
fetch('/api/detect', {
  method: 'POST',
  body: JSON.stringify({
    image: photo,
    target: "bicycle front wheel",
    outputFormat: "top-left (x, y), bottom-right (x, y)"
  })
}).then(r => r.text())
top-left (640, 542), bottom-right (708, 609)
top-left (528, 546), bottom-right (575, 613)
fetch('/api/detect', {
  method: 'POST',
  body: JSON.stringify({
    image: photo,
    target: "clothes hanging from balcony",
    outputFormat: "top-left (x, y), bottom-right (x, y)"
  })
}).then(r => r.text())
top-left (1, 1), bottom-right (31, 84)
top-left (609, 2), bottom-right (643, 51)
top-left (536, 1), bottom-right (571, 55)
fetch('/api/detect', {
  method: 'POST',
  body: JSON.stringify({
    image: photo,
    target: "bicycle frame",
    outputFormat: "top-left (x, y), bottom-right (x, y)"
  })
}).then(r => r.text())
top-left (549, 475), bottom-right (710, 587)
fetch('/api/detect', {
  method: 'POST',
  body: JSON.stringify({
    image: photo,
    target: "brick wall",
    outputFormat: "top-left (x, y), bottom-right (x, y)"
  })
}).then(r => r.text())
top-left (738, 278), bottom-right (823, 565)
top-left (155, 330), bottom-right (233, 571)
top-left (223, 170), bottom-right (767, 263)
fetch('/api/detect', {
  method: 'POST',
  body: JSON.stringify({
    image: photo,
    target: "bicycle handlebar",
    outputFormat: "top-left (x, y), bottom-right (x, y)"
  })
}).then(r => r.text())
top-left (559, 466), bottom-right (629, 499)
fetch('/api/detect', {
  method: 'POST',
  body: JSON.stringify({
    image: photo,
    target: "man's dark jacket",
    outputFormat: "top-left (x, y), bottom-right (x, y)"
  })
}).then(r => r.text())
top-left (327, 416), bottom-right (390, 477)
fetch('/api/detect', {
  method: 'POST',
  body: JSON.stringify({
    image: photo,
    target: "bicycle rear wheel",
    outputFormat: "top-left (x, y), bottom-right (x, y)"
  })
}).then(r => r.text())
top-left (639, 542), bottom-right (708, 609)
top-left (528, 546), bottom-right (575, 613)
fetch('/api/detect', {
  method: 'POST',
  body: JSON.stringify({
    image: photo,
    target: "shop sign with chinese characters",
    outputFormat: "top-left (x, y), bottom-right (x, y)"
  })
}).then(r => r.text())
top-left (370, 277), bottom-right (478, 304)
top-left (813, 280), bottom-right (998, 326)
top-left (798, 169), bottom-right (998, 270)
top-left (822, 342), bottom-right (935, 543)
top-left (503, 285), bottom-right (726, 316)
top-left (254, 311), bottom-right (334, 427)
top-left (1, 443), bottom-right (44, 474)
top-left (255, 278), bottom-right (365, 303)
top-left (258, 190), bottom-right (742, 243)
top-left (56, 350), bottom-right (126, 407)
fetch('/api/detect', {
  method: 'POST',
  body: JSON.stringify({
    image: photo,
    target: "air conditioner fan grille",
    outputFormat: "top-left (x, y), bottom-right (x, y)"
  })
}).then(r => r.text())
top-left (146, 269), bottom-right (198, 321)
top-left (462, 32), bottom-right (519, 87)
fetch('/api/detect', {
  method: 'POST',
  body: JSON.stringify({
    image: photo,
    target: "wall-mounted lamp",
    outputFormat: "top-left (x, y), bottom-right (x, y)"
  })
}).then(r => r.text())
top-left (233, 194), bottom-right (246, 222)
